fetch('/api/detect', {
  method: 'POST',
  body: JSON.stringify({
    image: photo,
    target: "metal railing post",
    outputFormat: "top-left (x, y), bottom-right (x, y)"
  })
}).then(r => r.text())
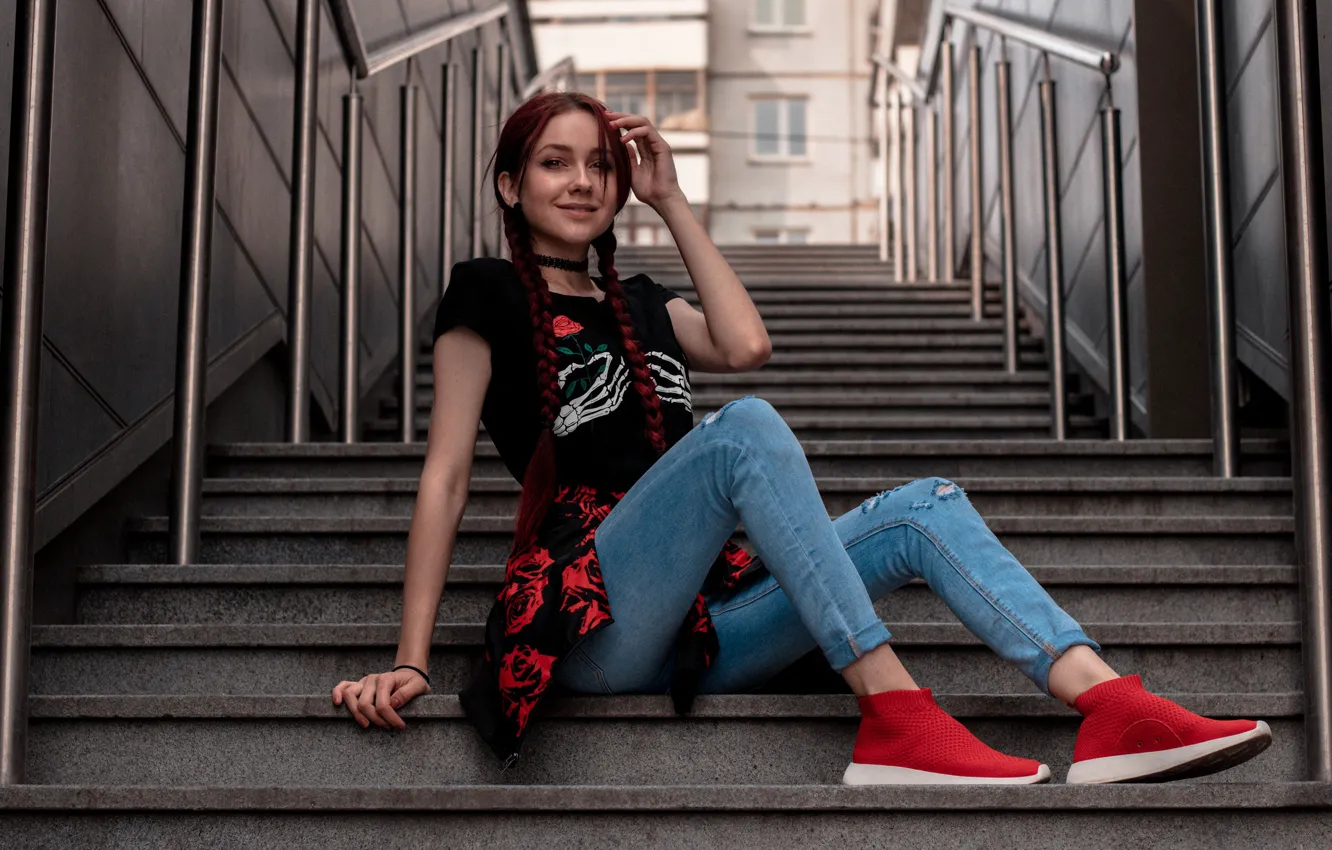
top-left (996, 53), bottom-right (1018, 374)
top-left (1100, 104), bottom-right (1131, 440)
top-left (967, 44), bottom-right (984, 321)
top-left (903, 101), bottom-right (917, 279)
top-left (441, 61), bottom-right (457, 294)
top-left (284, 0), bottom-right (320, 443)
top-left (0, 0), bottom-right (57, 786)
top-left (941, 39), bottom-right (956, 279)
top-left (926, 106), bottom-right (939, 281)
top-left (495, 41), bottom-right (510, 261)
top-left (471, 46), bottom-right (486, 258)
top-left (337, 86), bottom-right (363, 444)
top-left (168, 0), bottom-right (224, 566)
top-left (1195, 0), bottom-right (1240, 477)
top-left (1038, 71), bottom-right (1067, 440)
top-left (1273, 0), bottom-right (1332, 782)
top-left (891, 90), bottom-right (904, 282)
top-left (876, 70), bottom-right (890, 265)
top-left (399, 82), bottom-right (419, 443)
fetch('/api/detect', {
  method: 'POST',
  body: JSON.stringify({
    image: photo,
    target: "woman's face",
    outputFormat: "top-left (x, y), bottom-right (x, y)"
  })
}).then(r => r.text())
top-left (500, 109), bottom-right (619, 256)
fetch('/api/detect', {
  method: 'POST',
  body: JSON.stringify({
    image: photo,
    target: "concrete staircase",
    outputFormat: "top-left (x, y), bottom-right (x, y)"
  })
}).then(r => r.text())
top-left (5, 245), bottom-right (1330, 846)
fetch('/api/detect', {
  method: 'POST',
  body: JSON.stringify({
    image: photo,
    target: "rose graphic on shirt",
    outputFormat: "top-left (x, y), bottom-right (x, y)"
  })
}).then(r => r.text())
top-left (552, 315), bottom-right (608, 398)
top-left (499, 645), bottom-right (557, 730)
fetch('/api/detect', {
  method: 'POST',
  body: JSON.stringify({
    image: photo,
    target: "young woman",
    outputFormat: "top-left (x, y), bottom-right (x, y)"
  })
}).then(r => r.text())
top-left (332, 92), bottom-right (1272, 785)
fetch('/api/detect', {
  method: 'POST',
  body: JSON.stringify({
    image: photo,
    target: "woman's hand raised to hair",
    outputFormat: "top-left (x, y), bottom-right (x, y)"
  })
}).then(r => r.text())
top-left (607, 112), bottom-right (685, 211)
top-left (332, 667), bottom-right (432, 730)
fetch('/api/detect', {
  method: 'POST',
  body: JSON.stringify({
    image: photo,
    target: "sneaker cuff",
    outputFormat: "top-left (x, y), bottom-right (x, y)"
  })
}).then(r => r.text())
top-left (1072, 673), bottom-right (1144, 715)
top-left (858, 686), bottom-right (936, 716)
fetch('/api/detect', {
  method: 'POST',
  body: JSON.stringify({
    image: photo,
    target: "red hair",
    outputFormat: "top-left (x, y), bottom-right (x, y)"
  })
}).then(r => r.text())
top-left (491, 92), bottom-right (669, 557)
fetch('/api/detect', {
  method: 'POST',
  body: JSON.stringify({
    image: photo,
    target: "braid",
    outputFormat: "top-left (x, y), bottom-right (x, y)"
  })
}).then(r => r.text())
top-left (593, 228), bottom-right (669, 456)
top-left (503, 206), bottom-right (562, 556)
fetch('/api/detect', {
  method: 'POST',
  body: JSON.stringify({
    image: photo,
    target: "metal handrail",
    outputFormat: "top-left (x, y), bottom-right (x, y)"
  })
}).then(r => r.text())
top-left (870, 54), bottom-right (926, 102)
top-left (522, 55), bottom-right (576, 99)
top-left (326, 0), bottom-right (369, 79)
top-left (365, 4), bottom-right (507, 78)
top-left (918, 3), bottom-right (1122, 101)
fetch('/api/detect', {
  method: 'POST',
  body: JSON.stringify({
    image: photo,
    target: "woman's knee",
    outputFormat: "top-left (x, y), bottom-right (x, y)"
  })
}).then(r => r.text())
top-left (859, 477), bottom-right (973, 516)
top-left (700, 395), bottom-right (795, 446)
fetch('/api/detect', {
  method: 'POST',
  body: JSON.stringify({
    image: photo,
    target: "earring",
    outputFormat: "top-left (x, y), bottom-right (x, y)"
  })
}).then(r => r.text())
top-left (513, 201), bottom-right (523, 212)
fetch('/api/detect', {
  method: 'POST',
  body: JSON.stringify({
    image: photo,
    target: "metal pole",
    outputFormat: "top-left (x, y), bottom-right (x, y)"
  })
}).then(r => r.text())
top-left (1100, 104), bottom-right (1131, 440)
top-left (876, 70), bottom-right (890, 265)
top-left (942, 40), bottom-right (956, 279)
top-left (1273, 0), bottom-right (1332, 782)
top-left (284, 0), bottom-right (320, 443)
top-left (926, 107), bottom-right (939, 281)
top-left (1195, 0), bottom-right (1240, 477)
top-left (891, 90), bottom-right (904, 282)
top-left (0, 0), bottom-right (56, 786)
top-left (903, 101), bottom-right (918, 279)
top-left (168, 0), bottom-right (224, 566)
top-left (1039, 74), bottom-right (1067, 441)
top-left (399, 83), bottom-right (419, 443)
top-left (441, 62), bottom-right (457, 295)
top-left (967, 45), bottom-right (984, 321)
top-left (495, 42), bottom-right (510, 261)
top-left (996, 55), bottom-right (1018, 374)
top-left (337, 88), bottom-right (363, 444)
top-left (471, 46), bottom-right (486, 258)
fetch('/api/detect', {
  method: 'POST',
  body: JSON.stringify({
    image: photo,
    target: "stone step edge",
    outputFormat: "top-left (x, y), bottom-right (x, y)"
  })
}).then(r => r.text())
top-left (124, 516), bottom-right (1298, 535)
top-left (197, 477), bottom-right (1294, 495)
top-left (2, 783), bottom-right (1329, 812)
top-left (28, 622), bottom-right (1301, 648)
top-left (206, 439), bottom-right (1289, 458)
top-left (74, 563), bottom-right (1300, 586)
top-left (27, 692), bottom-right (1300, 720)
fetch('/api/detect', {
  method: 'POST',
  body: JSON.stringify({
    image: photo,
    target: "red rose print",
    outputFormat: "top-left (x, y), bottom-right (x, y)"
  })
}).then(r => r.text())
top-left (499, 645), bottom-right (557, 730)
top-left (502, 545), bottom-right (554, 633)
top-left (552, 315), bottom-right (583, 338)
top-left (561, 550), bottom-right (612, 635)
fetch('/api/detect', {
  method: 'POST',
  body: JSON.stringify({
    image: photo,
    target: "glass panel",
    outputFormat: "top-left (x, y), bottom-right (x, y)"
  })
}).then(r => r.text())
top-left (754, 0), bottom-right (775, 25)
top-left (574, 74), bottom-right (598, 95)
top-left (786, 229), bottom-right (809, 244)
top-left (754, 230), bottom-right (781, 244)
top-left (783, 0), bottom-right (806, 27)
top-left (787, 99), bottom-right (807, 156)
top-left (604, 72), bottom-right (647, 115)
top-left (754, 100), bottom-right (779, 155)
top-left (656, 71), bottom-right (700, 124)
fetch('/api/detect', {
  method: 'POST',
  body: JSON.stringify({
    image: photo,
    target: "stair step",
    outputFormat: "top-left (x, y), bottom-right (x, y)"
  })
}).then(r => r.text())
top-left (369, 412), bottom-right (1101, 441)
top-left (206, 439), bottom-right (1291, 479)
top-left (71, 563), bottom-right (1297, 626)
top-left (197, 476), bottom-right (1293, 518)
top-left (21, 694), bottom-right (1301, 787)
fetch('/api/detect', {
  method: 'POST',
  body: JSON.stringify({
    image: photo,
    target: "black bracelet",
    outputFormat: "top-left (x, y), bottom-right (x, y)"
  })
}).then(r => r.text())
top-left (393, 664), bottom-right (431, 686)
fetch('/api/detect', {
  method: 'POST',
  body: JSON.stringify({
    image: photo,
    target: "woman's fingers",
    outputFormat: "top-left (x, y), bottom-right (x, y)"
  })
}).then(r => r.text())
top-left (338, 681), bottom-right (369, 727)
top-left (376, 674), bottom-right (406, 729)
top-left (356, 674), bottom-right (389, 729)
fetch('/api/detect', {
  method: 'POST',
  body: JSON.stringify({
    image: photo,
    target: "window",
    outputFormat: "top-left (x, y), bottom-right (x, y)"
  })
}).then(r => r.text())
top-left (752, 97), bottom-right (808, 159)
top-left (753, 228), bottom-right (811, 244)
top-left (603, 72), bottom-right (647, 116)
top-left (753, 0), bottom-right (808, 31)
top-left (655, 71), bottom-right (700, 127)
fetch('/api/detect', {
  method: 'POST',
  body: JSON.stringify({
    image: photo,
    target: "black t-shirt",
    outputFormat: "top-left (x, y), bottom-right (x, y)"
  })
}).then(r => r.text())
top-left (432, 257), bottom-right (695, 492)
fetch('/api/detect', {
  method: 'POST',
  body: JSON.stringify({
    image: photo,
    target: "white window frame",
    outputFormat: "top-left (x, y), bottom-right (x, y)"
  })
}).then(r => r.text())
top-left (750, 96), bottom-right (810, 162)
top-left (750, 0), bottom-right (811, 34)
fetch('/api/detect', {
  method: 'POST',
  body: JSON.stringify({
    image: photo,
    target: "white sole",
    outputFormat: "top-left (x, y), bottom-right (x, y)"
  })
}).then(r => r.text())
top-left (842, 761), bottom-right (1052, 786)
top-left (1065, 720), bottom-right (1273, 784)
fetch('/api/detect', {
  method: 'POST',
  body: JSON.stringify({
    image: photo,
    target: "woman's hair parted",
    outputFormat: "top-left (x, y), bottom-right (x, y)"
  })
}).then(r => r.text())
top-left (492, 92), bottom-right (669, 554)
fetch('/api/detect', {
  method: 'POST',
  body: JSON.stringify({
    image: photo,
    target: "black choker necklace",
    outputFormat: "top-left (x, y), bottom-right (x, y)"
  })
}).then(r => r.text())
top-left (534, 253), bottom-right (589, 272)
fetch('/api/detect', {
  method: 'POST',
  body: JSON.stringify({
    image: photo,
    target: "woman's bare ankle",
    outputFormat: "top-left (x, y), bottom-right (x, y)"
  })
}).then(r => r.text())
top-left (842, 643), bottom-right (919, 697)
top-left (1048, 645), bottom-right (1119, 704)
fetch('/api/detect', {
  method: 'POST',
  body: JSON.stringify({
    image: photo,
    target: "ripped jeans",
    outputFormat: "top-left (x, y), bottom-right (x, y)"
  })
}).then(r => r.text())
top-left (550, 395), bottom-right (1100, 698)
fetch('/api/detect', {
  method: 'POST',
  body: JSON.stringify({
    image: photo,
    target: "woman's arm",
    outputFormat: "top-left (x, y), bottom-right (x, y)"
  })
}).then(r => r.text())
top-left (609, 111), bottom-right (772, 372)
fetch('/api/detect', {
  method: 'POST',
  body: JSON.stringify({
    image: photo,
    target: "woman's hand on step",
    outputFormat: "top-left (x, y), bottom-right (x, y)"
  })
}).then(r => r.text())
top-left (332, 668), bottom-right (432, 729)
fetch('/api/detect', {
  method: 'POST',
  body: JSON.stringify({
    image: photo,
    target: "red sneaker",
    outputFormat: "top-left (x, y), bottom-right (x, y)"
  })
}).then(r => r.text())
top-left (842, 688), bottom-right (1050, 785)
top-left (1067, 674), bottom-right (1272, 784)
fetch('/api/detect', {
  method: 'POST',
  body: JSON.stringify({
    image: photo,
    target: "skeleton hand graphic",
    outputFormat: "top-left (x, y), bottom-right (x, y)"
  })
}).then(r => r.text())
top-left (553, 352), bottom-right (631, 437)
top-left (648, 351), bottom-right (692, 411)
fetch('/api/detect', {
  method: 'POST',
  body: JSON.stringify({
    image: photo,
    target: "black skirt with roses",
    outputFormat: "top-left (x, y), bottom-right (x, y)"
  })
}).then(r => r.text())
top-left (458, 482), bottom-right (770, 767)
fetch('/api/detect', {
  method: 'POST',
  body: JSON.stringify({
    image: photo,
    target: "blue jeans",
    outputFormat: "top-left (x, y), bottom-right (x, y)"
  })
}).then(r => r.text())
top-left (550, 396), bottom-right (1100, 698)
